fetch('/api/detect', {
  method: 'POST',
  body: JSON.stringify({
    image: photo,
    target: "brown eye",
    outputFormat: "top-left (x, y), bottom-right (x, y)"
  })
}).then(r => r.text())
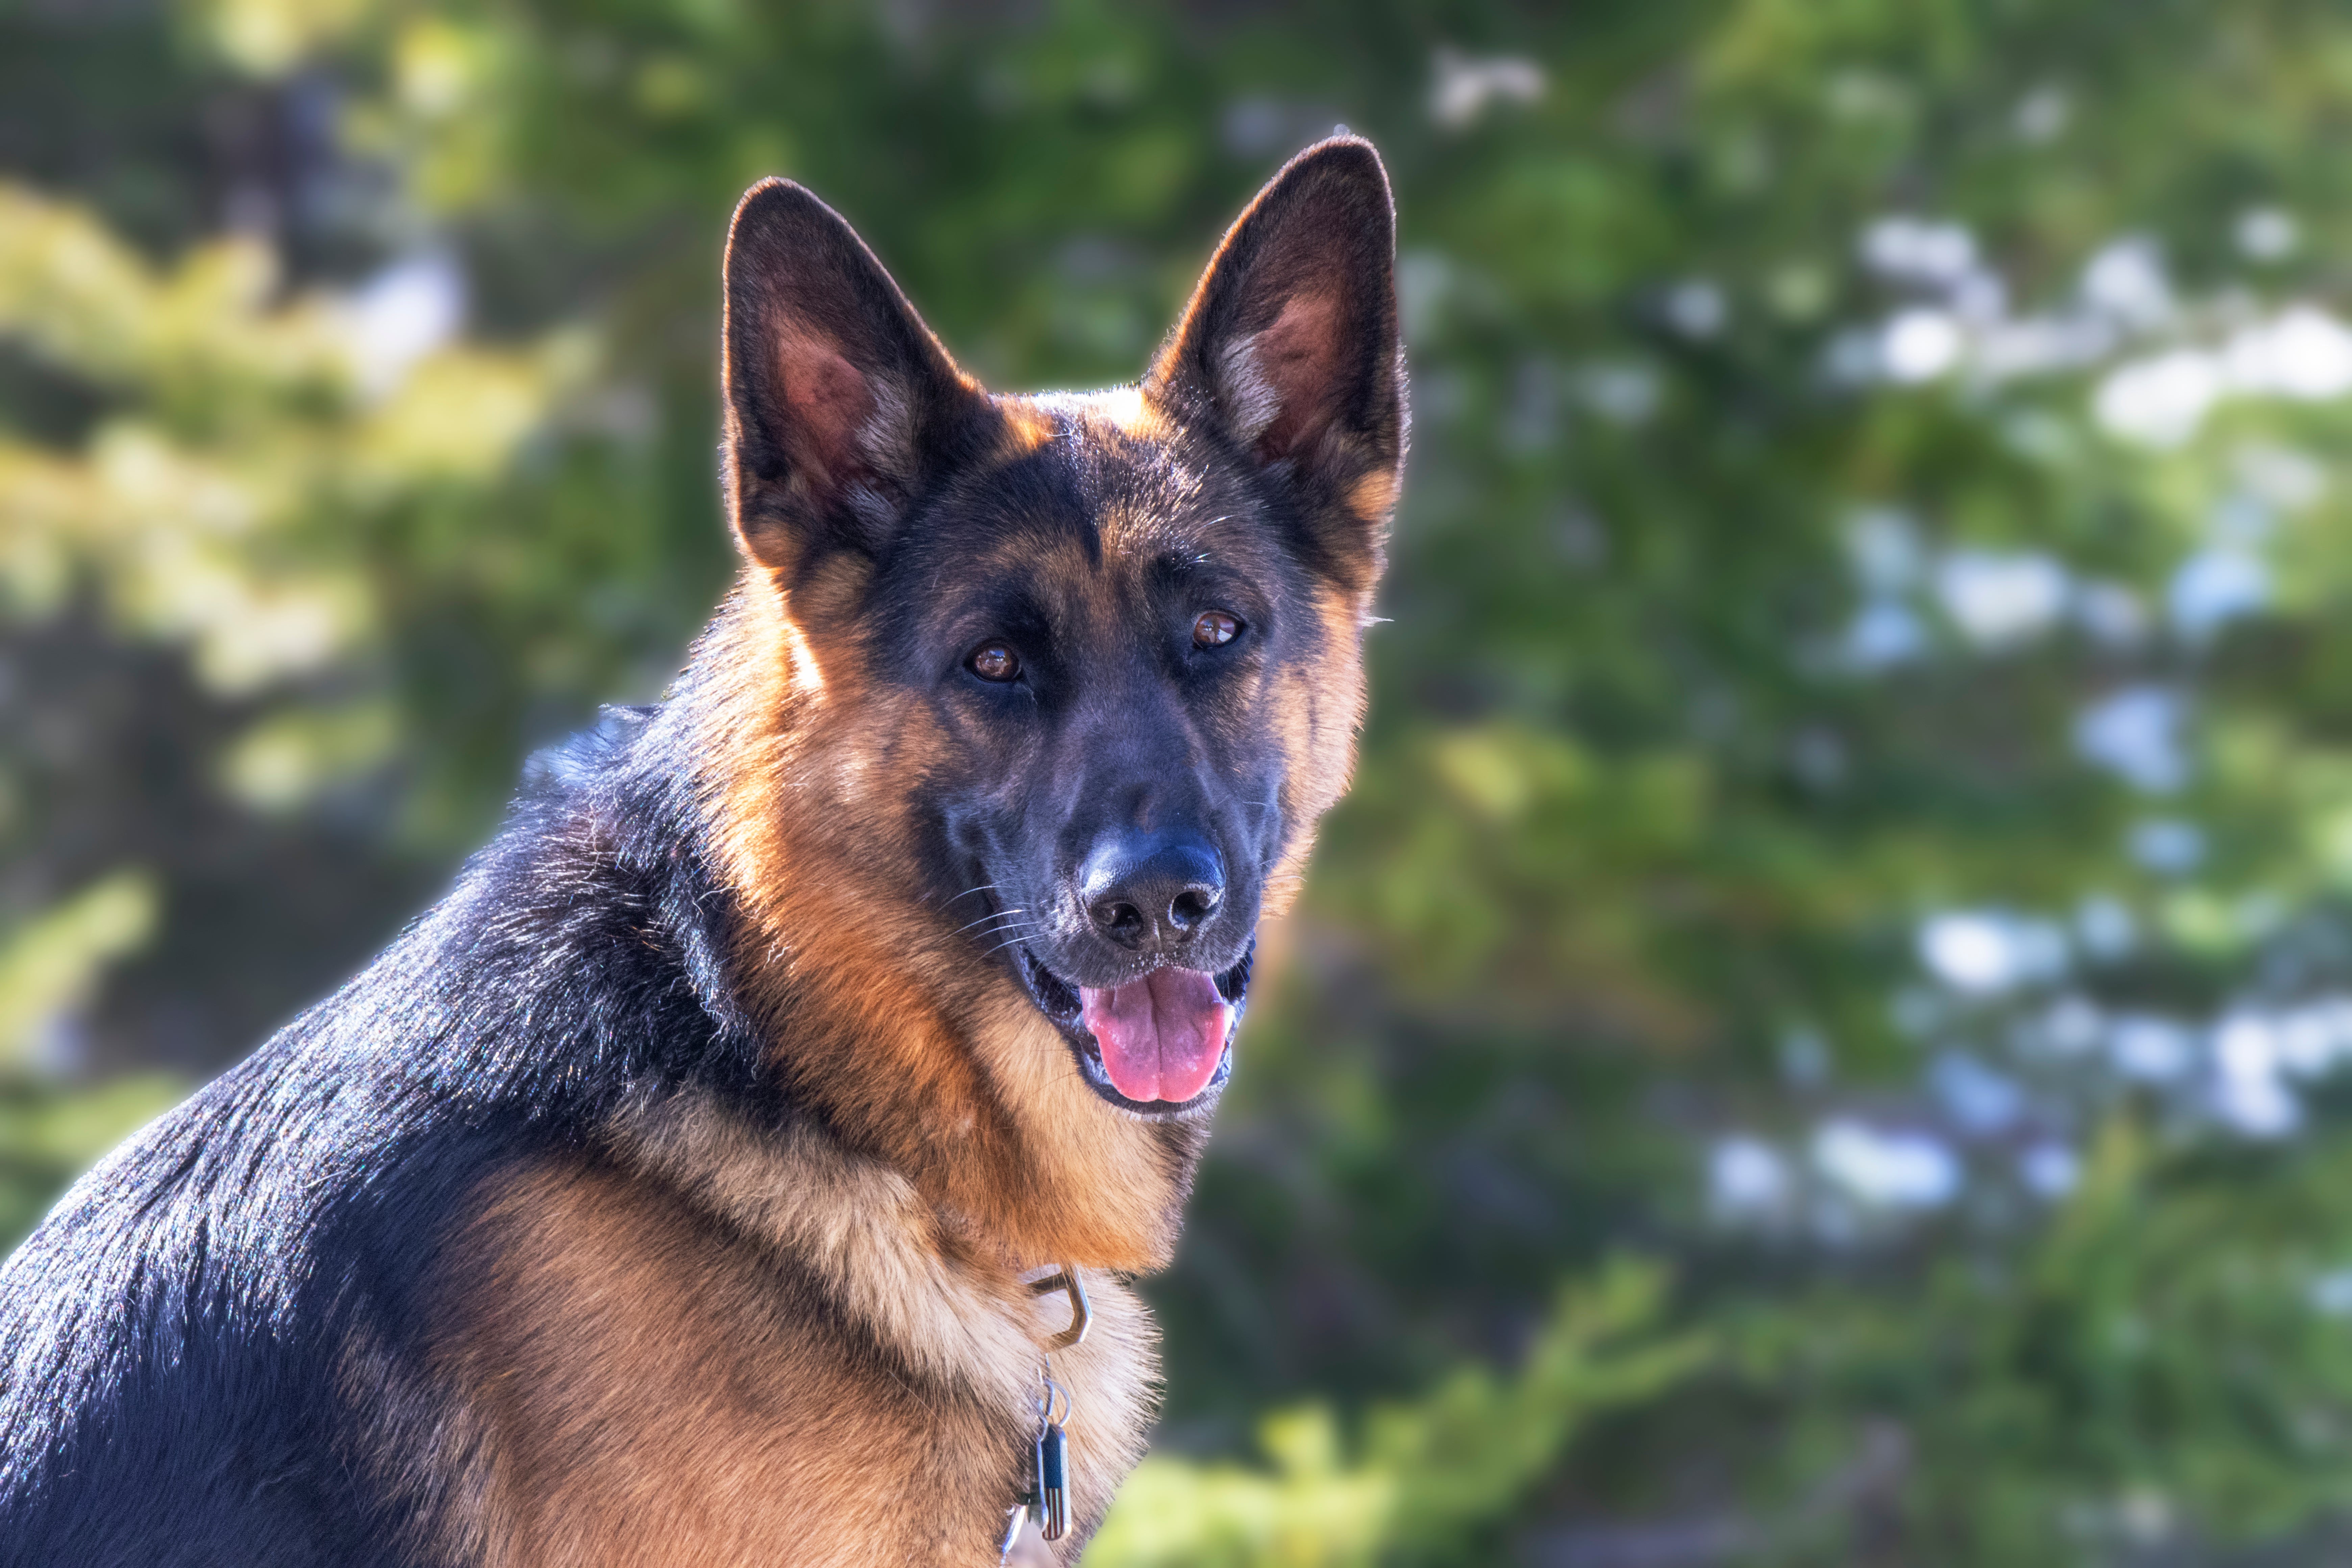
top-left (967, 641), bottom-right (1020, 682)
top-left (1193, 610), bottom-right (1241, 650)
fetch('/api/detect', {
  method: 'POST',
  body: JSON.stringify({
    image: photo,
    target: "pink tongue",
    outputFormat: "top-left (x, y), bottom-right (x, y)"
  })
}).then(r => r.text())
top-left (1079, 968), bottom-right (1232, 1104)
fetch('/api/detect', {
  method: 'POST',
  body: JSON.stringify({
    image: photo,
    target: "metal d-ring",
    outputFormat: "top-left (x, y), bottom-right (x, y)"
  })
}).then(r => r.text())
top-left (1029, 1265), bottom-right (1092, 1351)
top-left (1040, 1373), bottom-right (1072, 1430)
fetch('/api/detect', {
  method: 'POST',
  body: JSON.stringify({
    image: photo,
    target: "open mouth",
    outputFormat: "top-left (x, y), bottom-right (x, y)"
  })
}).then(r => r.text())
top-left (1017, 942), bottom-right (1252, 1115)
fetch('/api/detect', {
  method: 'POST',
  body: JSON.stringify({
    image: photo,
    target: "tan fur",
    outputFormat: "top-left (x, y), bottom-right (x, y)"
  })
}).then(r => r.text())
top-left (690, 553), bottom-right (1198, 1274)
top-left (616, 1089), bottom-right (1167, 1517)
top-left (1094, 383), bottom-right (1171, 440)
top-left (431, 1160), bottom-right (1003, 1566)
top-left (1343, 467), bottom-right (1399, 529)
top-left (609, 1091), bottom-right (1040, 1401)
top-left (1260, 581), bottom-right (1373, 919)
top-left (998, 398), bottom-right (1060, 454)
top-left (420, 1091), bottom-right (1159, 1566)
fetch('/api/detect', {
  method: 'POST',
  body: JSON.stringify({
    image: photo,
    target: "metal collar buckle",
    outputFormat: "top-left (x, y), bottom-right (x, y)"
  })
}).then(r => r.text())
top-left (1028, 1264), bottom-right (1091, 1351)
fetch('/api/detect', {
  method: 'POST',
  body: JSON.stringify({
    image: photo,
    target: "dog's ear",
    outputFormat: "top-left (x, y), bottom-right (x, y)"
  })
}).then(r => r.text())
top-left (1147, 137), bottom-right (1406, 591)
top-left (722, 179), bottom-right (982, 577)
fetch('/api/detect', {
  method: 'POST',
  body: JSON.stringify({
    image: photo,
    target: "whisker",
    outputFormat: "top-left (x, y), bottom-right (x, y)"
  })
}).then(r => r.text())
top-left (975, 916), bottom-right (1046, 945)
top-left (956, 921), bottom-right (1037, 949)
top-left (966, 915), bottom-right (1044, 940)
top-left (963, 921), bottom-right (1038, 947)
top-left (980, 932), bottom-right (1045, 961)
top-left (950, 906), bottom-right (1027, 938)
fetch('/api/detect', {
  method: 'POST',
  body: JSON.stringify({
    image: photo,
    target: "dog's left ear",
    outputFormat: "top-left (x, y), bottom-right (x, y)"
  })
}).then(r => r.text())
top-left (722, 179), bottom-right (984, 579)
top-left (1147, 137), bottom-right (1406, 592)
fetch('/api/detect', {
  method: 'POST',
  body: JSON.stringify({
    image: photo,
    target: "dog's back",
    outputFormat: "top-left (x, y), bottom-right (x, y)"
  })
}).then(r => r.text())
top-left (2, 1049), bottom-right (418, 1565)
top-left (1, 1051), bottom-right (365, 1564)
top-left (0, 713), bottom-right (750, 1563)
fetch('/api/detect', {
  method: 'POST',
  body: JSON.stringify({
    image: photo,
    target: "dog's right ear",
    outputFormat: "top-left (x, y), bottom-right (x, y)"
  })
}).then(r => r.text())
top-left (722, 179), bottom-right (982, 578)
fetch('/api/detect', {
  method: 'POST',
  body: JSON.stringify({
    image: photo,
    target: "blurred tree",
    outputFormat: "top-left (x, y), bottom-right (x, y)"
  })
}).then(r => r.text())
top-left (16, 0), bottom-right (2352, 1562)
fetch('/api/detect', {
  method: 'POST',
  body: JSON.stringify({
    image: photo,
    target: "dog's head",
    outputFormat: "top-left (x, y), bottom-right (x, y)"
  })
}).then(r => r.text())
top-left (711, 140), bottom-right (1402, 1123)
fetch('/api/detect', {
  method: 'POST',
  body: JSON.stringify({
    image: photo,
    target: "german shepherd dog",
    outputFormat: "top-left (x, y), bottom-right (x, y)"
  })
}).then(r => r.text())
top-left (0, 136), bottom-right (1403, 1566)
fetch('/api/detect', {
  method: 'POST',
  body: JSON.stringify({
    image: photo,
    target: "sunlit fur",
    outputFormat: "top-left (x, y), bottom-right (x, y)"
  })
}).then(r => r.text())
top-left (0, 138), bottom-right (1401, 1566)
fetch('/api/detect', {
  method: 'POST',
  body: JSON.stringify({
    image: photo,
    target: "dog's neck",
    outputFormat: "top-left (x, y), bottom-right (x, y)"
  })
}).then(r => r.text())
top-left (675, 571), bottom-right (1207, 1274)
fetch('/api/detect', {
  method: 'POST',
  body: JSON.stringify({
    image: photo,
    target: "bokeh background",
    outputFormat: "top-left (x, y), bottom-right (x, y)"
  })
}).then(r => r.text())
top-left (14, 1), bottom-right (2352, 1561)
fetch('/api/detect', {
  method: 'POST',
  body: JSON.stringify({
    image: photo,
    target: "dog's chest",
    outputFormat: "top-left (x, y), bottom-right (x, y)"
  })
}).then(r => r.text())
top-left (422, 1148), bottom-right (1160, 1565)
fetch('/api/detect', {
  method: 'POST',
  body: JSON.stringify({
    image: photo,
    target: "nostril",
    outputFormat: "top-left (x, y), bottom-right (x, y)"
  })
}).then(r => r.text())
top-left (1093, 900), bottom-right (1145, 941)
top-left (1169, 886), bottom-right (1220, 930)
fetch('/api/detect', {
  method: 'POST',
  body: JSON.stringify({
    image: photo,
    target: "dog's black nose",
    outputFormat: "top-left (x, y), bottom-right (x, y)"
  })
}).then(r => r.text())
top-left (1080, 832), bottom-right (1224, 953)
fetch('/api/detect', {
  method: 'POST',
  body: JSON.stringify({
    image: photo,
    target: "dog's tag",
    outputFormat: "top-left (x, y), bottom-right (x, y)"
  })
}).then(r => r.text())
top-left (1034, 1420), bottom-right (1069, 1541)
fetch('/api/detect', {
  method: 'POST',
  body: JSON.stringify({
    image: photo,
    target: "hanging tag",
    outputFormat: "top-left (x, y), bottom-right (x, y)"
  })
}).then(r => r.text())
top-left (1036, 1419), bottom-right (1069, 1541)
top-left (1011, 1347), bottom-right (1078, 1553)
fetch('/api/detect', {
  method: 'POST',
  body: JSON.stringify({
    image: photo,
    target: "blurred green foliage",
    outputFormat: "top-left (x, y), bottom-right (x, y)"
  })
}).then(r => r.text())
top-left (1091, 1261), bottom-right (1708, 1567)
top-left (16, 0), bottom-right (2352, 1561)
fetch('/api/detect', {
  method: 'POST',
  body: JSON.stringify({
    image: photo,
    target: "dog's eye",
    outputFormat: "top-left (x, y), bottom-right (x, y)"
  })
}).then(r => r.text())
top-left (967, 641), bottom-right (1021, 682)
top-left (1192, 610), bottom-right (1241, 650)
